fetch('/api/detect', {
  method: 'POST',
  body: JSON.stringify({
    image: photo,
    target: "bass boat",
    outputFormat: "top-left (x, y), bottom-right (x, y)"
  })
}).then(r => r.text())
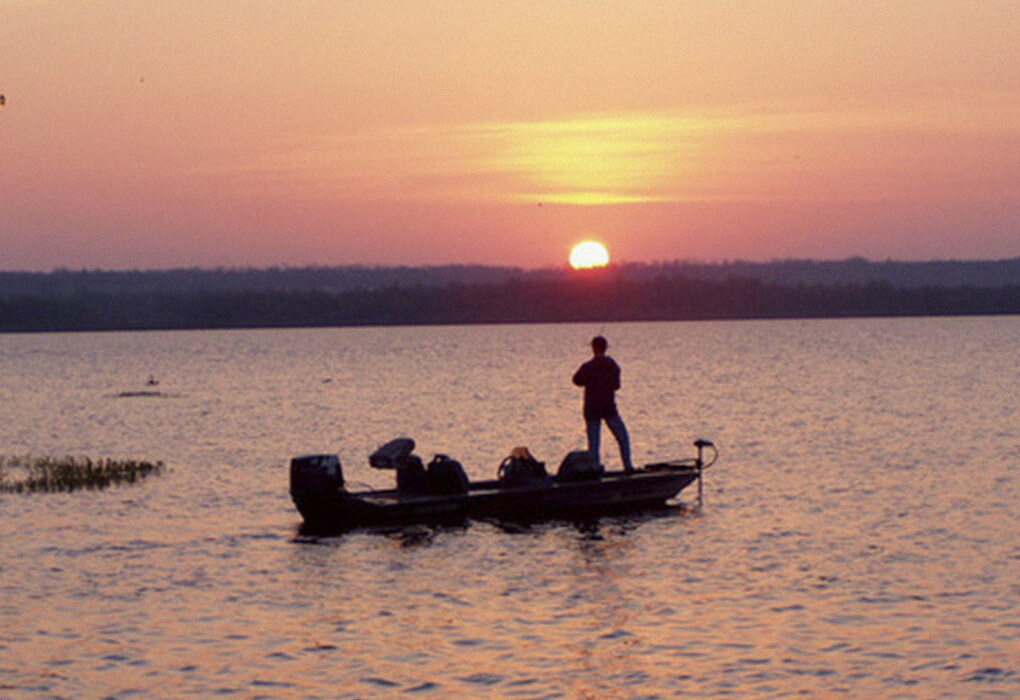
top-left (291, 437), bottom-right (717, 532)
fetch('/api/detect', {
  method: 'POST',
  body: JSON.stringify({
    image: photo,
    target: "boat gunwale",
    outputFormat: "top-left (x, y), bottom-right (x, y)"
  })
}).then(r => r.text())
top-left (344, 464), bottom-right (701, 503)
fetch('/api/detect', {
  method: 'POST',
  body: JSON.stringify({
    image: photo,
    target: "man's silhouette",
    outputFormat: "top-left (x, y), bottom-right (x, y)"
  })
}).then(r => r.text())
top-left (572, 336), bottom-right (634, 472)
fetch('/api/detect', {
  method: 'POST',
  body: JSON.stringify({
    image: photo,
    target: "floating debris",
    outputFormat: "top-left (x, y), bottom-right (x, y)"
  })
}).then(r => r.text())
top-left (0, 455), bottom-right (165, 494)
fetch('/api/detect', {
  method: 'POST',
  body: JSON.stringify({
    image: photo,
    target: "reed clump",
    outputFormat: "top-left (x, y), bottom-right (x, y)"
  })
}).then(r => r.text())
top-left (0, 455), bottom-right (165, 494)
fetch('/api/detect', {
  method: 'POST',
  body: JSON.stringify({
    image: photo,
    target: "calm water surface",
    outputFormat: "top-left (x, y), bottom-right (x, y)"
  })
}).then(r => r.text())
top-left (1, 318), bottom-right (1018, 698)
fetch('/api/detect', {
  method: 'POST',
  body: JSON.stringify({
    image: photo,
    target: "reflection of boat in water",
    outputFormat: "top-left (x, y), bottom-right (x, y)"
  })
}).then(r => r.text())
top-left (290, 437), bottom-right (717, 533)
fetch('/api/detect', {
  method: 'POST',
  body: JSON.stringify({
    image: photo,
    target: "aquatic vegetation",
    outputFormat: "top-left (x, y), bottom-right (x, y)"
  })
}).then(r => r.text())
top-left (0, 455), bottom-right (165, 494)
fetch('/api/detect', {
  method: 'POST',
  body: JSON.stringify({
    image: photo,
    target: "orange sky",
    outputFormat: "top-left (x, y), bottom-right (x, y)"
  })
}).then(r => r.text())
top-left (1, 1), bottom-right (1017, 270)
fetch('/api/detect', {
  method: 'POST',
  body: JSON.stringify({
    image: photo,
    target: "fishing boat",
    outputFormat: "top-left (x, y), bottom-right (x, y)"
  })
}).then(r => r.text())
top-left (290, 437), bottom-right (717, 532)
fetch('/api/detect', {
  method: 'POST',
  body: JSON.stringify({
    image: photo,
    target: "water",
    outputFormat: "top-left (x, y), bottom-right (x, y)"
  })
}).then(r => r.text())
top-left (1, 317), bottom-right (1018, 698)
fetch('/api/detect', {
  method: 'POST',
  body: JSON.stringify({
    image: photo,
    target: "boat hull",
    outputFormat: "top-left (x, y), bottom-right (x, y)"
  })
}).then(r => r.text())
top-left (291, 459), bottom-right (701, 533)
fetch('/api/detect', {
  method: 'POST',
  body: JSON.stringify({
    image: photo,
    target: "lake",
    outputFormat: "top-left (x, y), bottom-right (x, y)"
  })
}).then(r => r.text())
top-left (1, 317), bottom-right (1018, 698)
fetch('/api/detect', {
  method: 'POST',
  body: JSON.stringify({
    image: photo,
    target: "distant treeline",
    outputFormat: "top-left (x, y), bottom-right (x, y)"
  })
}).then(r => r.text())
top-left (1, 264), bottom-right (1018, 332)
top-left (0, 264), bottom-right (525, 298)
top-left (2, 257), bottom-right (1020, 297)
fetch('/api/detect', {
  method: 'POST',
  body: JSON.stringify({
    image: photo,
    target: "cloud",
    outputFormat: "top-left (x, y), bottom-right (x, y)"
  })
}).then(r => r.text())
top-left (211, 95), bottom-right (1018, 207)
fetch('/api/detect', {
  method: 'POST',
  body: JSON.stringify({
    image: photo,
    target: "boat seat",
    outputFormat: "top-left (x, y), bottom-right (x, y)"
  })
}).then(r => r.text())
top-left (396, 456), bottom-right (429, 495)
top-left (498, 455), bottom-right (550, 488)
top-left (556, 450), bottom-right (604, 481)
top-left (426, 455), bottom-right (469, 495)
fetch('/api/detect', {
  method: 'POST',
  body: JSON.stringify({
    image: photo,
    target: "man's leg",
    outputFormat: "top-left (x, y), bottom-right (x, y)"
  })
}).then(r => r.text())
top-left (605, 414), bottom-right (633, 471)
top-left (585, 417), bottom-right (602, 465)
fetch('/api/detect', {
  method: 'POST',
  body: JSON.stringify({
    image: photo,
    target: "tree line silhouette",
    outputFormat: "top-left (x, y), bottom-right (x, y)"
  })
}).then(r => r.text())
top-left (3, 258), bottom-right (1020, 297)
top-left (1, 269), bottom-right (1017, 332)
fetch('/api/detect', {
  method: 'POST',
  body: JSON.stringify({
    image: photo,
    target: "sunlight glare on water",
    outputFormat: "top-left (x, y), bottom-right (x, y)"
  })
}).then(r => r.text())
top-left (0, 317), bottom-right (1018, 697)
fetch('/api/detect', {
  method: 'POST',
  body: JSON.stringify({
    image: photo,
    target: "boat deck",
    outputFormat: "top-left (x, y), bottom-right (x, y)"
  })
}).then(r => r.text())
top-left (353, 468), bottom-right (676, 503)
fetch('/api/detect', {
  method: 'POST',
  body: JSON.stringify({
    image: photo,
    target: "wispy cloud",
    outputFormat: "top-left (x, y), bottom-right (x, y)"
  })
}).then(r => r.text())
top-left (221, 96), bottom-right (1018, 205)
top-left (227, 112), bottom-right (733, 204)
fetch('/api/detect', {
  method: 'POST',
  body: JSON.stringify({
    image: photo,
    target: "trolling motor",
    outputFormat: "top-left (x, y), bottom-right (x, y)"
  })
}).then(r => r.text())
top-left (693, 439), bottom-right (717, 505)
top-left (643, 437), bottom-right (718, 505)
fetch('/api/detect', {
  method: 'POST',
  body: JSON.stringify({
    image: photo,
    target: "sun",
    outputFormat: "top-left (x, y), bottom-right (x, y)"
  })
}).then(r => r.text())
top-left (569, 240), bottom-right (610, 269)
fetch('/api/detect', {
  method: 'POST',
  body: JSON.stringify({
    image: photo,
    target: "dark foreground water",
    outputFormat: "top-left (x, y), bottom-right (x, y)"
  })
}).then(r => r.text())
top-left (1, 317), bottom-right (1018, 698)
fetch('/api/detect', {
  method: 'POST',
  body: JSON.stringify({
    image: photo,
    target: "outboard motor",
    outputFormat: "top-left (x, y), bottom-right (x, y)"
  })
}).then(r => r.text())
top-left (290, 455), bottom-right (345, 529)
top-left (290, 454), bottom-right (344, 501)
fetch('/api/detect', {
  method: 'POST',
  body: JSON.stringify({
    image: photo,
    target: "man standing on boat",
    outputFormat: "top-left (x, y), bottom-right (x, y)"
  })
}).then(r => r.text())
top-left (572, 336), bottom-right (634, 473)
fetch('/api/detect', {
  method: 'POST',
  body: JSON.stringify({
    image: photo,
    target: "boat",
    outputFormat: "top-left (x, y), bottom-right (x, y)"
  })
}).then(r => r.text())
top-left (290, 437), bottom-right (717, 533)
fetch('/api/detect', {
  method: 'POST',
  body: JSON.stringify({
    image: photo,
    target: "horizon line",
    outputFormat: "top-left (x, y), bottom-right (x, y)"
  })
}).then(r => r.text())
top-left (3, 255), bottom-right (1020, 276)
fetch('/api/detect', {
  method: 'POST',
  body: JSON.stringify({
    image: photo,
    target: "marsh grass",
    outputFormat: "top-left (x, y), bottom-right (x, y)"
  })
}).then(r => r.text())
top-left (0, 455), bottom-right (165, 494)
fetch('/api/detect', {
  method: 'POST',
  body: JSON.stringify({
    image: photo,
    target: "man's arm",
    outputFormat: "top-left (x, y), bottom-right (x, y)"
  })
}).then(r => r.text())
top-left (572, 362), bottom-right (590, 387)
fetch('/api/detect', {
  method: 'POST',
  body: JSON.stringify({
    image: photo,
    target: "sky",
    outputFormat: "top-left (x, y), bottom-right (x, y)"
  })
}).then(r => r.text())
top-left (1, 1), bottom-right (1018, 271)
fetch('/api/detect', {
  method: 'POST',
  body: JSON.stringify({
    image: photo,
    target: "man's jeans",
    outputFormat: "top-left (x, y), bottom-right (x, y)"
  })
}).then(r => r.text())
top-left (586, 414), bottom-right (633, 470)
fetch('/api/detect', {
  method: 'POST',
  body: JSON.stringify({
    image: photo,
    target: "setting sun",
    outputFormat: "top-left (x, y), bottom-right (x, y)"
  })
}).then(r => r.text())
top-left (569, 240), bottom-right (610, 269)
